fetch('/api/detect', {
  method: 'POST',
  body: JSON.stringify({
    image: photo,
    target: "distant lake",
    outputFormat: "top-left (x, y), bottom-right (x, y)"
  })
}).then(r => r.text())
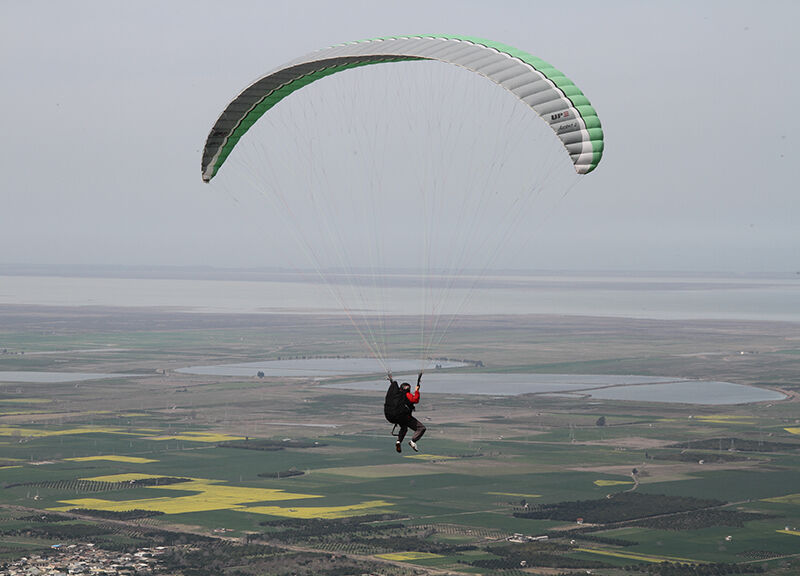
top-left (178, 358), bottom-right (466, 378)
top-left (584, 380), bottom-right (786, 405)
top-left (323, 372), bottom-right (785, 405)
top-left (1, 271), bottom-right (799, 321)
top-left (0, 371), bottom-right (134, 384)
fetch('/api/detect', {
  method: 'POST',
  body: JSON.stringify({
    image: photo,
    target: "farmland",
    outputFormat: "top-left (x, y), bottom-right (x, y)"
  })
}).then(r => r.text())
top-left (2, 304), bottom-right (800, 574)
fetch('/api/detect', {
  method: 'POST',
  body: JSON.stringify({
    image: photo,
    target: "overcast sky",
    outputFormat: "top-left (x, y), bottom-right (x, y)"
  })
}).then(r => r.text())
top-left (1, 0), bottom-right (797, 274)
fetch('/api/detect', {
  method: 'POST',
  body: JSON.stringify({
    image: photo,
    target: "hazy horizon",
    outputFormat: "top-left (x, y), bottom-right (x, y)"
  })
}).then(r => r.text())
top-left (1, 261), bottom-right (798, 279)
top-left (2, 1), bottom-right (798, 274)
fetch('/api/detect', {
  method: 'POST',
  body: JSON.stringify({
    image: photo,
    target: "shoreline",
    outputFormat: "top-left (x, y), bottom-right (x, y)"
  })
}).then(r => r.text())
top-left (1, 272), bottom-right (799, 322)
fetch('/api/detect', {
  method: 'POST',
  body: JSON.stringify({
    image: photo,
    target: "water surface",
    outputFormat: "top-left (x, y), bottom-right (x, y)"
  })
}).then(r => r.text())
top-left (178, 358), bottom-right (465, 378)
top-left (324, 372), bottom-right (784, 405)
top-left (585, 380), bottom-right (785, 405)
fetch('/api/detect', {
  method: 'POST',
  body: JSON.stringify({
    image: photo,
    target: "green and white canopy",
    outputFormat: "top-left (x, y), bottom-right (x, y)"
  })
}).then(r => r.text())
top-left (201, 35), bottom-right (603, 182)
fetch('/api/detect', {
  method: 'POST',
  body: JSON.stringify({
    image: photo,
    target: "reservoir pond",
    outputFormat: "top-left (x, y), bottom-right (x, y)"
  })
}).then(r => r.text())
top-left (179, 358), bottom-right (784, 405)
top-left (322, 371), bottom-right (785, 405)
top-left (178, 358), bottom-right (466, 378)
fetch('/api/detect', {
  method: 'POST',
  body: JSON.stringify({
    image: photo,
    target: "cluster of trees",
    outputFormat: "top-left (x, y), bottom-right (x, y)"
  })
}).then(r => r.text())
top-left (159, 542), bottom-right (281, 575)
top-left (471, 542), bottom-right (609, 570)
top-left (653, 452), bottom-right (748, 463)
top-left (261, 516), bottom-right (402, 545)
top-left (564, 532), bottom-right (638, 547)
top-left (258, 468), bottom-right (304, 479)
top-left (160, 544), bottom-right (410, 576)
top-left (514, 492), bottom-right (725, 524)
top-left (219, 438), bottom-right (324, 451)
top-left (471, 555), bottom-right (609, 570)
top-left (1, 523), bottom-right (112, 540)
top-left (628, 509), bottom-right (775, 530)
top-left (7, 479), bottom-right (115, 492)
top-left (350, 534), bottom-right (474, 555)
top-left (99, 529), bottom-right (217, 552)
top-left (70, 508), bottom-right (165, 520)
top-left (260, 514), bottom-right (402, 537)
top-left (669, 437), bottom-right (800, 453)
top-left (258, 515), bottom-right (472, 556)
top-left (736, 549), bottom-right (784, 561)
top-left (19, 513), bottom-right (72, 523)
top-left (5, 476), bottom-right (188, 491)
top-left (124, 476), bottom-right (188, 487)
top-left (623, 561), bottom-right (764, 575)
top-left (4, 514), bottom-right (228, 559)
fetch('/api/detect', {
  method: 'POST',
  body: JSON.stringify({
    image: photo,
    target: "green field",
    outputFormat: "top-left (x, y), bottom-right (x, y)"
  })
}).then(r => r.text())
top-left (2, 307), bottom-right (800, 574)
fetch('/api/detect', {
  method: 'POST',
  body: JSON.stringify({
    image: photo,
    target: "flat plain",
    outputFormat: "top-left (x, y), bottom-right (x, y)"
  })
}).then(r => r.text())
top-left (1, 304), bottom-right (800, 575)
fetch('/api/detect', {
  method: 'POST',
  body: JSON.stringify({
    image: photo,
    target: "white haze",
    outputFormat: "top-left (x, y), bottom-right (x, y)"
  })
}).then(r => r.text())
top-left (1, 0), bottom-right (798, 274)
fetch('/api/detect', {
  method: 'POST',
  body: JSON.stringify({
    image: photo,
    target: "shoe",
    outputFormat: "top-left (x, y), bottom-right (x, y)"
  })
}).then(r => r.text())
top-left (409, 440), bottom-right (419, 452)
top-left (395, 441), bottom-right (402, 453)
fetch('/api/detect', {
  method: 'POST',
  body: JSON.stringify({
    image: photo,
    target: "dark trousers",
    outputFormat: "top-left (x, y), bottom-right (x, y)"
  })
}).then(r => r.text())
top-left (396, 415), bottom-right (426, 443)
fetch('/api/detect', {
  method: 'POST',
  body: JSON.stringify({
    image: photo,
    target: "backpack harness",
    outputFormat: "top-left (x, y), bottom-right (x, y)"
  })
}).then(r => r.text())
top-left (384, 380), bottom-right (412, 427)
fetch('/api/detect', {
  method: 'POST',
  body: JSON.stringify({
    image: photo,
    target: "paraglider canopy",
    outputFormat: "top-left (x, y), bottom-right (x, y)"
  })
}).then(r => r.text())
top-left (202, 35), bottom-right (603, 183)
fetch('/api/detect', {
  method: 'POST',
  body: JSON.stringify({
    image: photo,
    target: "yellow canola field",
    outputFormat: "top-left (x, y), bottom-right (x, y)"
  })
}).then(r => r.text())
top-left (146, 432), bottom-right (245, 443)
top-left (575, 548), bottom-right (697, 563)
top-left (784, 427), bottom-right (800, 435)
top-left (488, 492), bottom-right (541, 499)
top-left (0, 425), bottom-right (245, 442)
top-left (50, 475), bottom-right (321, 515)
top-left (763, 494), bottom-right (800, 505)
top-left (67, 455), bottom-right (158, 464)
top-left (404, 454), bottom-right (455, 461)
top-left (50, 496), bottom-right (234, 515)
top-left (777, 529), bottom-right (800, 536)
top-left (51, 473), bottom-right (391, 519)
top-left (376, 551), bottom-right (443, 561)
top-left (243, 499), bottom-right (394, 519)
top-left (82, 473), bottom-right (166, 482)
top-left (594, 480), bottom-right (634, 486)
top-left (0, 398), bottom-right (52, 404)
top-left (0, 426), bottom-right (138, 438)
top-left (694, 415), bottom-right (754, 425)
